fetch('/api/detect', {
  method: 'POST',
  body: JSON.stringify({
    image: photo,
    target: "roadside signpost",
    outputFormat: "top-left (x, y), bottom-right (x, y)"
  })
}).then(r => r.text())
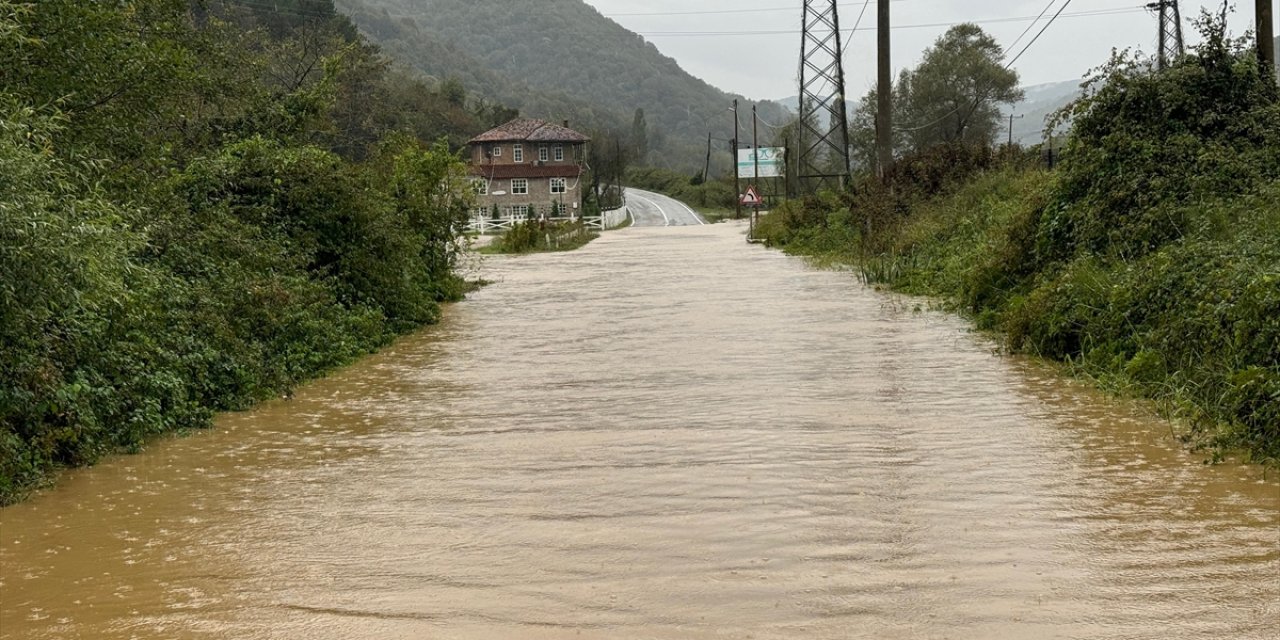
top-left (742, 185), bottom-right (764, 243)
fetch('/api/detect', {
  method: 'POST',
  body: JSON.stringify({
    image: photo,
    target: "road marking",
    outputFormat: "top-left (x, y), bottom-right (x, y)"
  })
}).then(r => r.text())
top-left (664, 193), bottom-right (706, 226)
top-left (628, 190), bottom-right (704, 226)
top-left (627, 192), bottom-right (670, 227)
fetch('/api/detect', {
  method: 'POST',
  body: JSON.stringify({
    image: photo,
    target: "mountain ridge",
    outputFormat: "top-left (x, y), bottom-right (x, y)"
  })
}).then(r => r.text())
top-left (336, 0), bottom-right (791, 172)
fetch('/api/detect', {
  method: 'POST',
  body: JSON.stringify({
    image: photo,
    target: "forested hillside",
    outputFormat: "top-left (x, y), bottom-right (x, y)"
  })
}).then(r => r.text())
top-left (336, 0), bottom-right (792, 173)
top-left (0, 0), bottom-right (492, 503)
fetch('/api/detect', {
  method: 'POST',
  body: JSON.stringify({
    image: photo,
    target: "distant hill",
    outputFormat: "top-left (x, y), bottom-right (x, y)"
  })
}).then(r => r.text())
top-left (335, 0), bottom-right (791, 173)
top-left (1004, 78), bottom-right (1083, 147)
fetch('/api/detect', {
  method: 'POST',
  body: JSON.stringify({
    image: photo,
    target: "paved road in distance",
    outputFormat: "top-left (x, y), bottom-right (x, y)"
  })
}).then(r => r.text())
top-left (624, 188), bottom-right (706, 227)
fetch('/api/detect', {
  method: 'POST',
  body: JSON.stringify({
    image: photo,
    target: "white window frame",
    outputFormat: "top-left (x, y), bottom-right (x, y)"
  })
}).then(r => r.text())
top-left (539, 146), bottom-right (549, 162)
top-left (554, 145), bottom-right (564, 162)
top-left (552, 202), bottom-right (567, 216)
top-left (513, 144), bottom-right (523, 163)
top-left (550, 177), bottom-right (567, 194)
top-left (490, 145), bottom-right (502, 157)
top-left (511, 178), bottom-right (529, 195)
top-left (510, 204), bottom-right (529, 219)
top-left (470, 178), bottom-right (487, 195)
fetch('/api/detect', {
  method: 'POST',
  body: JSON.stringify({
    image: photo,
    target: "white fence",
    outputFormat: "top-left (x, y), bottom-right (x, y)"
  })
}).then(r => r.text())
top-left (466, 209), bottom-right (629, 235)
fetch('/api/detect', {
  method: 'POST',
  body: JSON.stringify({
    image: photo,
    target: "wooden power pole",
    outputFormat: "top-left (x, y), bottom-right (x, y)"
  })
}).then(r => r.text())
top-left (1260, 0), bottom-right (1276, 83)
top-left (732, 99), bottom-right (741, 220)
top-left (876, 0), bottom-right (893, 178)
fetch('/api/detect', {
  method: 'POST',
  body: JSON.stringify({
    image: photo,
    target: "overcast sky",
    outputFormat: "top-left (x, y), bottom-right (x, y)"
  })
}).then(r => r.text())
top-left (580, 1), bottom-right (1275, 101)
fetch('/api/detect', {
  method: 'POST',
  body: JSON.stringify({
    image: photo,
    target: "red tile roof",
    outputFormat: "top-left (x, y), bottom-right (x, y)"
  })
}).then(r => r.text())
top-left (467, 164), bottom-right (584, 179)
top-left (469, 118), bottom-right (591, 144)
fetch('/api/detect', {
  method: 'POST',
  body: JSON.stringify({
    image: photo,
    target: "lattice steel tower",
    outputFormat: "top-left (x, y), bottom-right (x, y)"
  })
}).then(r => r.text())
top-left (798, 0), bottom-right (851, 191)
top-left (1148, 0), bottom-right (1185, 70)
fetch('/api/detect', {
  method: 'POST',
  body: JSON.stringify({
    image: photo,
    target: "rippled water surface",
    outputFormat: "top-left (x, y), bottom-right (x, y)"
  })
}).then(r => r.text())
top-left (2, 223), bottom-right (1277, 639)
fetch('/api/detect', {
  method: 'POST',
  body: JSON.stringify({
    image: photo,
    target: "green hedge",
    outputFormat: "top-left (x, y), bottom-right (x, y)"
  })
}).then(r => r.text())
top-left (756, 24), bottom-right (1280, 463)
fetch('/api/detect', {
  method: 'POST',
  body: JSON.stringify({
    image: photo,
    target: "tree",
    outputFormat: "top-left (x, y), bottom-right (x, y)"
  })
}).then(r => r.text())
top-left (852, 24), bottom-right (1023, 158)
top-left (631, 107), bottom-right (648, 165)
top-left (903, 24), bottom-right (1022, 148)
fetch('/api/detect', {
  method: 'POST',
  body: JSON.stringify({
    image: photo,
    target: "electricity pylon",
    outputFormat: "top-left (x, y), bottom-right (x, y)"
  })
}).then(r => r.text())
top-left (798, 0), bottom-right (851, 192)
top-left (1148, 0), bottom-right (1185, 70)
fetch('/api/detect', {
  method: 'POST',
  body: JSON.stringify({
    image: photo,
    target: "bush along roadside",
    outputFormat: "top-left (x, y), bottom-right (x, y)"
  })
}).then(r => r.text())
top-left (625, 166), bottom-right (740, 221)
top-left (0, 1), bottom-right (479, 504)
top-left (756, 22), bottom-right (1280, 464)
top-left (484, 219), bottom-right (599, 254)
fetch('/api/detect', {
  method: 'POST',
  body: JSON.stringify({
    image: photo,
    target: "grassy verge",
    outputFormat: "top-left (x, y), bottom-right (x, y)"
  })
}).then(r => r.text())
top-left (756, 28), bottom-right (1280, 464)
top-left (758, 168), bottom-right (1280, 465)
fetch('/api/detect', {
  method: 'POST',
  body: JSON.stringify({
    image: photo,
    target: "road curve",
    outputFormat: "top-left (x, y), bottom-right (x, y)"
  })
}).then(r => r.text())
top-left (624, 187), bottom-right (706, 227)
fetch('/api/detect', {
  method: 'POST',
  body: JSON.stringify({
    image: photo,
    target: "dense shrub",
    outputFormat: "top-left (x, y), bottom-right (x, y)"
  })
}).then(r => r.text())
top-left (489, 219), bottom-right (597, 254)
top-left (626, 166), bottom-right (739, 212)
top-left (757, 17), bottom-right (1280, 462)
top-left (0, 1), bottom-right (482, 503)
top-left (1042, 19), bottom-right (1280, 263)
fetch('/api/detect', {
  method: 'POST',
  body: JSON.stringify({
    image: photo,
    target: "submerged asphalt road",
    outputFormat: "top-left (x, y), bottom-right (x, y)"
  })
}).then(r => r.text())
top-left (624, 187), bottom-right (707, 227)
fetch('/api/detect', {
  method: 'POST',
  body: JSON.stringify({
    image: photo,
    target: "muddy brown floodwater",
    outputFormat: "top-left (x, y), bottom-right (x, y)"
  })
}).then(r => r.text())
top-left (2, 223), bottom-right (1278, 639)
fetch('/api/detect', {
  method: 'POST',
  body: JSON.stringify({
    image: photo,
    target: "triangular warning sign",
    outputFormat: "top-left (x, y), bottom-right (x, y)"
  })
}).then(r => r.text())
top-left (740, 186), bottom-right (762, 206)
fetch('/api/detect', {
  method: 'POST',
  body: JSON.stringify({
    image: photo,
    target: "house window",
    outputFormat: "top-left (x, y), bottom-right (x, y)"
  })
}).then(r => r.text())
top-left (552, 202), bottom-right (567, 216)
top-left (513, 144), bottom-right (523, 163)
top-left (539, 146), bottom-right (549, 162)
top-left (550, 177), bottom-right (567, 194)
top-left (470, 178), bottom-right (487, 195)
top-left (490, 145), bottom-right (502, 157)
top-left (510, 204), bottom-right (529, 219)
top-left (554, 145), bottom-right (564, 162)
top-left (511, 178), bottom-right (529, 195)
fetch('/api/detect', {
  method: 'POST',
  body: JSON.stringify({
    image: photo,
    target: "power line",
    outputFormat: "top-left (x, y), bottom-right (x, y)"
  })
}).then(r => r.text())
top-left (848, 0), bottom-right (874, 37)
top-left (1005, 0), bottom-right (1058, 54)
top-left (897, 0), bottom-right (1080, 133)
top-left (606, 0), bottom-right (911, 17)
top-left (636, 6), bottom-right (1144, 37)
top-left (1004, 0), bottom-right (1078, 69)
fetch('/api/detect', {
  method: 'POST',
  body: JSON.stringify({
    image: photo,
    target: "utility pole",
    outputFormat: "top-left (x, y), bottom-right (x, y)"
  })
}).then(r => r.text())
top-left (1007, 112), bottom-right (1024, 150)
top-left (1260, 0), bottom-right (1276, 83)
top-left (1148, 0), bottom-right (1185, 71)
top-left (798, 0), bottom-right (852, 192)
top-left (732, 99), bottom-right (741, 220)
top-left (614, 140), bottom-right (622, 209)
top-left (752, 105), bottom-right (760, 192)
top-left (751, 105), bottom-right (762, 237)
top-left (876, 0), bottom-right (892, 179)
top-left (704, 132), bottom-right (712, 184)
top-left (784, 135), bottom-right (792, 199)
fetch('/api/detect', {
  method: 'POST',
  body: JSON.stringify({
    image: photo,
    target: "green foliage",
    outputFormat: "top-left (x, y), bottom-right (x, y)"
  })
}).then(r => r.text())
top-left (758, 18), bottom-right (1280, 463)
top-left (0, 0), bottom-right (481, 503)
top-left (1042, 19), bottom-right (1280, 262)
top-left (626, 166), bottom-right (738, 212)
top-left (851, 24), bottom-right (1022, 165)
top-left (488, 219), bottom-right (597, 254)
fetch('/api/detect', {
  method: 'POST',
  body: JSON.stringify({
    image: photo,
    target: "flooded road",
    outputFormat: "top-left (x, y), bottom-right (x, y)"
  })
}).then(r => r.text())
top-left (2, 223), bottom-right (1277, 639)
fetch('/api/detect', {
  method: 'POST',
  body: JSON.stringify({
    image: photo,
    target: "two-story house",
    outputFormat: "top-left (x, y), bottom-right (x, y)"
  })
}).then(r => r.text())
top-left (467, 118), bottom-right (590, 221)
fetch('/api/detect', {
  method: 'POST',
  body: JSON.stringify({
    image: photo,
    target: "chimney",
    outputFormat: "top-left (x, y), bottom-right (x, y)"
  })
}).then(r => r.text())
top-left (563, 120), bottom-right (570, 129)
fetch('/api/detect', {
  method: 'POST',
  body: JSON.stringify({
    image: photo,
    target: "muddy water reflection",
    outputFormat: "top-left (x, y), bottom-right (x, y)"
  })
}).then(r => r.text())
top-left (2, 223), bottom-right (1277, 639)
